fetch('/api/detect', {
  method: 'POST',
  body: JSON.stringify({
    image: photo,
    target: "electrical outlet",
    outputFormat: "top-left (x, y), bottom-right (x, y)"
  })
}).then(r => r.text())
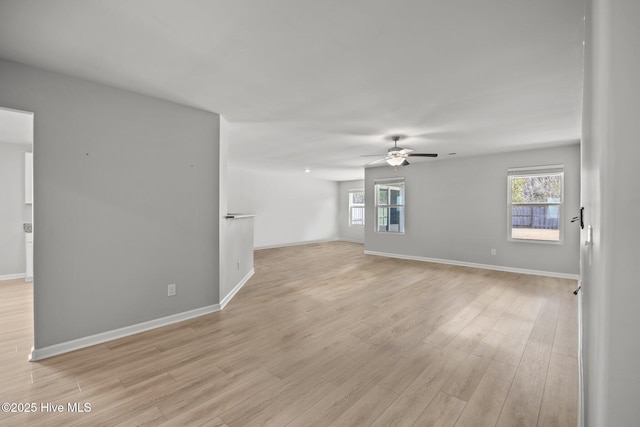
top-left (168, 284), bottom-right (176, 297)
top-left (491, 248), bottom-right (497, 256)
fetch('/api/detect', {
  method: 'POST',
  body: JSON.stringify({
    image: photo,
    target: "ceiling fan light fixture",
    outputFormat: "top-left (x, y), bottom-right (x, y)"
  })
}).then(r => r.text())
top-left (386, 156), bottom-right (405, 166)
top-left (364, 134), bottom-right (437, 168)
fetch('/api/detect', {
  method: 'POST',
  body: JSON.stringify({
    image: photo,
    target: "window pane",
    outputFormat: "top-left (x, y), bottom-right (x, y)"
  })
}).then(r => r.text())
top-left (377, 207), bottom-right (388, 230)
top-left (389, 186), bottom-right (403, 205)
top-left (508, 168), bottom-right (563, 243)
top-left (510, 204), bottom-right (561, 241)
top-left (375, 180), bottom-right (405, 233)
top-left (351, 191), bottom-right (364, 205)
top-left (389, 207), bottom-right (404, 232)
top-left (349, 190), bottom-right (365, 226)
top-left (378, 187), bottom-right (388, 204)
top-left (511, 174), bottom-right (562, 203)
top-left (377, 207), bottom-right (404, 232)
top-left (350, 206), bottom-right (365, 225)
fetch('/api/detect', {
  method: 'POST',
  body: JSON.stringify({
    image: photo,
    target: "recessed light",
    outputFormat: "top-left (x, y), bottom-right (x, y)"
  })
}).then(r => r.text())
top-left (304, 168), bottom-right (311, 173)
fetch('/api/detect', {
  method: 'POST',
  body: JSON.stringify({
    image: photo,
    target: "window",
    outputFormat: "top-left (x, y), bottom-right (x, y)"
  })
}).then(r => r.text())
top-left (375, 179), bottom-right (405, 233)
top-left (348, 189), bottom-right (365, 226)
top-left (508, 165), bottom-right (564, 243)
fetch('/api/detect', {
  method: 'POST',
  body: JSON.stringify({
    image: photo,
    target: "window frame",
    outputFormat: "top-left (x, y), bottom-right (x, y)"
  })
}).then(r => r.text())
top-left (507, 165), bottom-right (564, 244)
top-left (348, 189), bottom-right (365, 226)
top-left (374, 178), bottom-right (405, 234)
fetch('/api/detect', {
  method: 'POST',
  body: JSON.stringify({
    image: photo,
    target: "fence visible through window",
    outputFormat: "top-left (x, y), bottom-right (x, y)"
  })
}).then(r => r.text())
top-left (512, 204), bottom-right (560, 229)
top-left (508, 166), bottom-right (563, 242)
top-left (510, 203), bottom-right (561, 241)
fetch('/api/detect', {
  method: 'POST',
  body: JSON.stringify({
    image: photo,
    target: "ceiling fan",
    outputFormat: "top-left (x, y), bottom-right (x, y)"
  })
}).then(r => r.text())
top-left (362, 136), bottom-right (438, 167)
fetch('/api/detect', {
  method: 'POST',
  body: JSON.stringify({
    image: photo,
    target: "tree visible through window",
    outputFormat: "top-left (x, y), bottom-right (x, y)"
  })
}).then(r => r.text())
top-left (349, 190), bottom-right (365, 226)
top-left (375, 179), bottom-right (405, 233)
top-left (508, 166), bottom-right (563, 242)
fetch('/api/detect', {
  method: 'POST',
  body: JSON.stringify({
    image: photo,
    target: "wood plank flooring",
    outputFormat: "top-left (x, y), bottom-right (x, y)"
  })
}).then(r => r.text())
top-left (0, 241), bottom-right (578, 426)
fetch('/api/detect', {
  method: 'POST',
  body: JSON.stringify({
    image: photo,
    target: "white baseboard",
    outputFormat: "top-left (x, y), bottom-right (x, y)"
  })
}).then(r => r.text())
top-left (29, 303), bottom-right (221, 361)
top-left (0, 273), bottom-right (26, 281)
top-left (577, 283), bottom-right (584, 427)
top-left (220, 268), bottom-right (254, 310)
top-left (363, 250), bottom-right (580, 280)
top-left (255, 238), bottom-right (340, 250)
top-left (29, 269), bottom-right (258, 361)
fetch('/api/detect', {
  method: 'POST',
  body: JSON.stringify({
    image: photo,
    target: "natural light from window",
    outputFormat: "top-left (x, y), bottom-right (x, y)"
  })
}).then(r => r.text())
top-left (375, 179), bottom-right (405, 233)
top-left (349, 189), bottom-right (365, 226)
top-left (508, 166), bottom-right (563, 243)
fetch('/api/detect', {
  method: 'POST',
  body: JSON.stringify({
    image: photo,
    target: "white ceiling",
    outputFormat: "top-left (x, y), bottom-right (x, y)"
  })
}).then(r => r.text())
top-left (0, 0), bottom-right (585, 180)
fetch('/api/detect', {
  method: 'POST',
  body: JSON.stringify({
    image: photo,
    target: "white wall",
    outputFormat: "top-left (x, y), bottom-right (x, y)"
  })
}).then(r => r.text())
top-left (219, 117), bottom-right (253, 303)
top-left (338, 180), bottom-right (365, 243)
top-left (227, 166), bottom-right (338, 248)
top-left (581, 0), bottom-right (640, 424)
top-left (365, 145), bottom-right (580, 277)
top-left (220, 216), bottom-right (254, 303)
top-left (0, 59), bottom-right (220, 351)
top-left (0, 142), bottom-right (32, 277)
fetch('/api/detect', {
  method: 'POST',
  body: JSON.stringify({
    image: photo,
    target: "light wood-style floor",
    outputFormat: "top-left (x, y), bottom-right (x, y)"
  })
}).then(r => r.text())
top-left (0, 241), bottom-right (578, 426)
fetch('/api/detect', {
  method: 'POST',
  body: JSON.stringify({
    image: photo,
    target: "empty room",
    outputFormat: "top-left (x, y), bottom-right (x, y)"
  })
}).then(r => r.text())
top-left (1, 1), bottom-right (639, 426)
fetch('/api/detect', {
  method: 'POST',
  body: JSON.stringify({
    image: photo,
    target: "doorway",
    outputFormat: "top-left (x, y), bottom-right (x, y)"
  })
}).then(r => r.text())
top-left (0, 106), bottom-right (35, 358)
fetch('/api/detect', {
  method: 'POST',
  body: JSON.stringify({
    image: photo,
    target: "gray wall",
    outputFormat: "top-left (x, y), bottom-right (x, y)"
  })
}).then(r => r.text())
top-left (0, 142), bottom-right (32, 276)
top-left (582, 0), bottom-right (640, 424)
top-left (337, 180), bottom-right (365, 243)
top-left (365, 145), bottom-right (580, 276)
top-left (0, 59), bottom-right (220, 349)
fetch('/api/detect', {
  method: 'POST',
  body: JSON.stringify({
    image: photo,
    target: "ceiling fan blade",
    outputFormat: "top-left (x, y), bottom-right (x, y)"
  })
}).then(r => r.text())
top-left (365, 158), bottom-right (387, 166)
top-left (360, 154), bottom-right (385, 157)
top-left (401, 159), bottom-right (410, 166)
top-left (407, 153), bottom-right (438, 157)
top-left (398, 148), bottom-right (414, 155)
